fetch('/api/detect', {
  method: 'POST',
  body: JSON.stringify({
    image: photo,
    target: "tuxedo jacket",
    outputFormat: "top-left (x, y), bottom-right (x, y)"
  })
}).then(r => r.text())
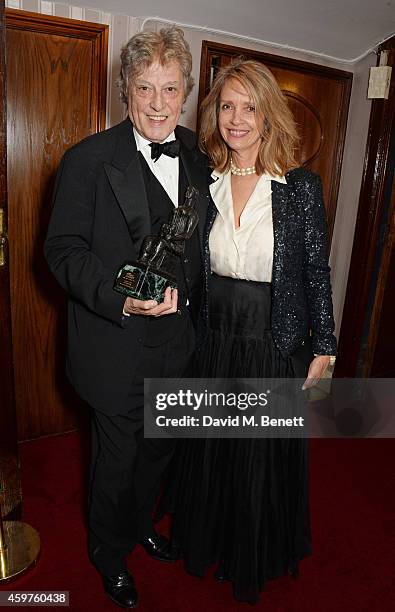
top-left (202, 167), bottom-right (337, 358)
top-left (45, 118), bottom-right (209, 414)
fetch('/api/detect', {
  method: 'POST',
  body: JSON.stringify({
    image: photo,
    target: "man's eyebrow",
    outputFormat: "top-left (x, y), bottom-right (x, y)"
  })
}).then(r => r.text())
top-left (134, 79), bottom-right (180, 86)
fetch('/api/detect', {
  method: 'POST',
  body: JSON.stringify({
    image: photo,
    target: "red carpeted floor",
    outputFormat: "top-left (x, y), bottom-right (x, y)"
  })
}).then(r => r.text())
top-left (1, 433), bottom-right (394, 611)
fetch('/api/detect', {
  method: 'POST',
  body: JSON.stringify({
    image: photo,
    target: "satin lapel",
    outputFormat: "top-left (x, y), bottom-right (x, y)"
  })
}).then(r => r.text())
top-left (271, 180), bottom-right (289, 285)
top-left (104, 153), bottom-right (151, 253)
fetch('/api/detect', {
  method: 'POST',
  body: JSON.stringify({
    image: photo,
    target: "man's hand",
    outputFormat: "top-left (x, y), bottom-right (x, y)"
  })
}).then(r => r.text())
top-left (123, 287), bottom-right (178, 317)
top-left (302, 355), bottom-right (331, 390)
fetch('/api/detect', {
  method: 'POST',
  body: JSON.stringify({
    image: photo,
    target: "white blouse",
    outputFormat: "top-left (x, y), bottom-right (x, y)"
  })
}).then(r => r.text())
top-left (208, 170), bottom-right (287, 282)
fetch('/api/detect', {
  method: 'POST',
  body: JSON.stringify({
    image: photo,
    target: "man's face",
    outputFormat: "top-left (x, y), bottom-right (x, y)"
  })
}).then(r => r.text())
top-left (128, 60), bottom-right (185, 143)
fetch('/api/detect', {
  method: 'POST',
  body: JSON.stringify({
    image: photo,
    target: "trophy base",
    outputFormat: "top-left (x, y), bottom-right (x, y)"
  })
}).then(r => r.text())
top-left (114, 263), bottom-right (176, 303)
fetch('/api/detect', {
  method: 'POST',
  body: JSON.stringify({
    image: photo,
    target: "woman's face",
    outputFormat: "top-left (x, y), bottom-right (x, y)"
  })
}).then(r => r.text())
top-left (218, 78), bottom-right (262, 160)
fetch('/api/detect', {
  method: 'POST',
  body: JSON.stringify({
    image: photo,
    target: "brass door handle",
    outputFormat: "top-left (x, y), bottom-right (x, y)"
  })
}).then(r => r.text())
top-left (0, 208), bottom-right (8, 267)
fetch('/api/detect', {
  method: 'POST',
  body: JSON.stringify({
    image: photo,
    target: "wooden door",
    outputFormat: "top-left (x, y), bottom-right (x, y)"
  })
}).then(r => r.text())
top-left (4, 9), bottom-right (108, 440)
top-left (336, 37), bottom-right (395, 377)
top-left (198, 42), bottom-right (353, 240)
top-left (0, 1), bottom-right (22, 520)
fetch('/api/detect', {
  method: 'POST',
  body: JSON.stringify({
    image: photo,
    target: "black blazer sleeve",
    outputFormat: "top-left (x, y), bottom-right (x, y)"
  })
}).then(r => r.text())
top-left (44, 147), bottom-right (126, 325)
top-left (302, 173), bottom-right (337, 355)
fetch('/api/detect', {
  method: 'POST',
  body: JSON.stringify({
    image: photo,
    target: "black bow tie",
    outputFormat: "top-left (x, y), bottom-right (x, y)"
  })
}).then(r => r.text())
top-left (149, 139), bottom-right (181, 162)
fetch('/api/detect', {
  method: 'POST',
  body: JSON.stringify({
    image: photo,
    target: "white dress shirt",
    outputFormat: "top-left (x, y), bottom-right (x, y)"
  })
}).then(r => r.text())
top-left (133, 127), bottom-right (179, 206)
top-left (208, 170), bottom-right (287, 282)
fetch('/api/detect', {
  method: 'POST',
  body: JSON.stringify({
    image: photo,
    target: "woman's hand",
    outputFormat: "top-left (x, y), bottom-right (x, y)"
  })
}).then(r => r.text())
top-left (302, 355), bottom-right (331, 390)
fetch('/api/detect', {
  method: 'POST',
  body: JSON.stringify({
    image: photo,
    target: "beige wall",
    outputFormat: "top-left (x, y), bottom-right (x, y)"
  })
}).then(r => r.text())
top-left (6, 3), bottom-right (376, 336)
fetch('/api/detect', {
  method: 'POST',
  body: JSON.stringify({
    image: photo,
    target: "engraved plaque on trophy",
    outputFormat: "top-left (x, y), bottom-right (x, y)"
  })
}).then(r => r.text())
top-left (114, 186), bottom-right (199, 302)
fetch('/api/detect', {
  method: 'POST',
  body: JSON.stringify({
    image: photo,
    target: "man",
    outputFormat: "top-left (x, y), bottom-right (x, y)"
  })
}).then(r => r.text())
top-left (45, 27), bottom-right (208, 608)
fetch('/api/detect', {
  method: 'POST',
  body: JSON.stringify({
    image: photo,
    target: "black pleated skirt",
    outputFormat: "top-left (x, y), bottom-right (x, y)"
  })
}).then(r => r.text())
top-left (161, 274), bottom-right (312, 604)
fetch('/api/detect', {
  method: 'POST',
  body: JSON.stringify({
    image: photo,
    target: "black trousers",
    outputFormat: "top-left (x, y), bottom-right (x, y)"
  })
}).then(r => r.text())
top-left (88, 316), bottom-right (195, 576)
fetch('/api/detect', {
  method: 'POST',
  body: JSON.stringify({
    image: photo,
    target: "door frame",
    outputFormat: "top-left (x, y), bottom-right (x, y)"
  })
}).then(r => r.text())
top-left (0, 2), bottom-right (17, 453)
top-left (335, 36), bottom-right (395, 377)
top-left (0, 0), bottom-right (22, 520)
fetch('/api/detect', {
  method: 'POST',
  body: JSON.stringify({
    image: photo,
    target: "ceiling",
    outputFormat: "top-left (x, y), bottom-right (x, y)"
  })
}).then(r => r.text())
top-left (61, 0), bottom-right (394, 62)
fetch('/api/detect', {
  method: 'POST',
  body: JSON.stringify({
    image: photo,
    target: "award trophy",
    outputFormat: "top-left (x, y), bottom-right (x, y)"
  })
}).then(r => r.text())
top-left (114, 186), bottom-right (199, 302)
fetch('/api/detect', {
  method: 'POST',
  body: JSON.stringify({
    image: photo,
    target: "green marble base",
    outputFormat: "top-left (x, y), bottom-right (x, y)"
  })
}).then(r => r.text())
top-left (114, 263), bottom-right (176, 302)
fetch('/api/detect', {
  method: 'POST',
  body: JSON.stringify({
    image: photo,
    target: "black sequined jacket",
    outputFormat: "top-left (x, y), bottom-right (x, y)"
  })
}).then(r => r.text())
top-left (201, 166), bottom-right (337, 358)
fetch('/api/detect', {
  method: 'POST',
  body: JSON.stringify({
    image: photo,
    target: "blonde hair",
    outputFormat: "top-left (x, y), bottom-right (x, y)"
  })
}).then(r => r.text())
top-left (199, 59), bottom-right (299, 176)
top-left (117, 26), bottom-right (194, 106)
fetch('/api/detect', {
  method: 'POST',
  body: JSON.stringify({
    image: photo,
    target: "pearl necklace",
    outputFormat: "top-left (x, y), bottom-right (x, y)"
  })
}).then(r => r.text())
top-left (230, 158), bottom-right (256, 176)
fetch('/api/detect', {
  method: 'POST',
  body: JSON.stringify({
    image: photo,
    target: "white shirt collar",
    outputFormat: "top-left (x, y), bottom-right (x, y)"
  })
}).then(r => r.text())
top-left (133, 126), bottom-right (176, 152)
top-left (209, 168), bottom-right (287, 224)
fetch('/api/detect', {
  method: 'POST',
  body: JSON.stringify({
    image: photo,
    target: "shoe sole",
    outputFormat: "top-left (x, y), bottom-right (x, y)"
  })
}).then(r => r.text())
top-left (105, 592), bottom-right (139, 609)
top-left (140, 546), bottom-right (178, 563)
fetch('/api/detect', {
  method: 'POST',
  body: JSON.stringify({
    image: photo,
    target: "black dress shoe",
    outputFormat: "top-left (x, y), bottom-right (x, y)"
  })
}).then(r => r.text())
top-left (103, 570), bottom-right (138, 608)
top-left (139, 532), bottom-right (177, 563)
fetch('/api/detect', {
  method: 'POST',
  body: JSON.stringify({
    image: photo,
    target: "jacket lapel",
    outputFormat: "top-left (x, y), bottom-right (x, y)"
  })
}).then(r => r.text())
top-left (271, 179), bottom-right (289, 286)
top-left (104, 158), bottom-right (151, 253)
top-left (104, 119), bottom-right (151, 253)
top-left (201, 199), bottom-right (217, 299)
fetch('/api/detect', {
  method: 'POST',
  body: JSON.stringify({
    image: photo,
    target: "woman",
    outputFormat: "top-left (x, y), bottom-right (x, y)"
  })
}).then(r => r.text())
top-left (163, 59), bottom-right (337, 604)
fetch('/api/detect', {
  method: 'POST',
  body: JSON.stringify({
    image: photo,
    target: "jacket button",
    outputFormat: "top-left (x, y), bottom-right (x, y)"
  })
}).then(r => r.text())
top-left (177, 308), bottom-right (182, 315)
top-left (183, 258), bottom-right (189, 264)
